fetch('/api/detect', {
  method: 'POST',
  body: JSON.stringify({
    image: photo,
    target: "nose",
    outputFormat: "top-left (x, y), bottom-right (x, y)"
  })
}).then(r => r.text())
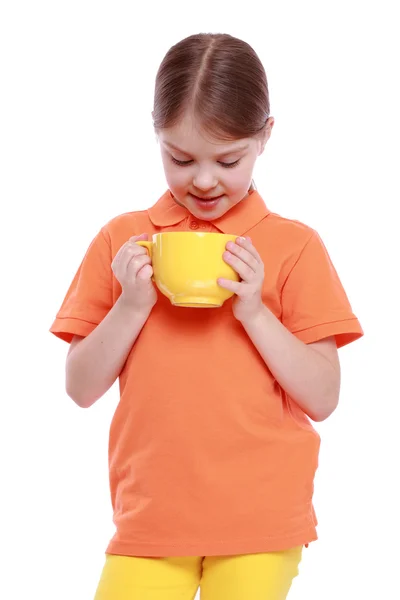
top-left (193, 166), bottom-right (218, 191)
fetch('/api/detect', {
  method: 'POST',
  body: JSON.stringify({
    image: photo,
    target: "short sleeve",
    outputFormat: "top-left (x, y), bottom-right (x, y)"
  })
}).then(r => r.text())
top-left (281, 231), bottom-right (363, 348)
top-left (49, 228), bottom-right (113, 343)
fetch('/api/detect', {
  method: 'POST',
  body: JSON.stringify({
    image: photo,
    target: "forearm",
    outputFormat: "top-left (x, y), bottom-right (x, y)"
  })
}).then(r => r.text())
top-left (66, 295), bottom-right (150, 408)
top-left (240, 305), bottom-right (340, 421)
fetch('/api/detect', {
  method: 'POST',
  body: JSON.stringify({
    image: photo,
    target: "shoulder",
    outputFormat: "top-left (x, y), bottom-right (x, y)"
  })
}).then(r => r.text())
top-left (102, 208), bottom-right (151, 236)
top-left (267, 210), bottom-right (316, 242)
top-left (99, 190), bottom-right (174, 245)
top-left (256, 208), bottom-right (318, 259)
top-left (98, 208), bottom-right (155, 254)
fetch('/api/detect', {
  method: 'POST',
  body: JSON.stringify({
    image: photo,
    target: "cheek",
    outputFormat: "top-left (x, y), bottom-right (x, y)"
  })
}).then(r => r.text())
top-left (164, 167), bottom-right (190, 191)
top-left (161, 157), bottom-right (182, 186)
top-left (223, 165), bottom-right (251, 190)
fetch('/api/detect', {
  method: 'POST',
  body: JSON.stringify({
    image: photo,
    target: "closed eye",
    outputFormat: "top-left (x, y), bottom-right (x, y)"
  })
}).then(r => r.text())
top-left (171, 157), bottom-right (241, 169)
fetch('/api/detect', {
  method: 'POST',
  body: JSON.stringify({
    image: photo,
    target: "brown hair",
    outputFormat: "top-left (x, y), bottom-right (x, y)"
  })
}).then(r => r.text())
top-left (152, 33), bottom-right (270, 142)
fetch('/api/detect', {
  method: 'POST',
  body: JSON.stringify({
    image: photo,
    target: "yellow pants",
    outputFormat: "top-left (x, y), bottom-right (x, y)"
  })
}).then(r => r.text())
top-left (93, 546), bottom-right (302, 600)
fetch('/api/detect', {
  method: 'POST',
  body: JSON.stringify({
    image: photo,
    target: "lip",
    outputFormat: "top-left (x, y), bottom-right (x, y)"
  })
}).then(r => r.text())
top-left (189, 192), bottom-right (224, 209)
top-left (190, 192), bottom-right (224, 200)
top-left (191, 194), bottom-right (223, 200)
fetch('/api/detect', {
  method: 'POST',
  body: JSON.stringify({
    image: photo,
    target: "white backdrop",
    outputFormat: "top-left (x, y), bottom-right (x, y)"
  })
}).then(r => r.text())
top-left (1, 1), bottom-right (399, 598)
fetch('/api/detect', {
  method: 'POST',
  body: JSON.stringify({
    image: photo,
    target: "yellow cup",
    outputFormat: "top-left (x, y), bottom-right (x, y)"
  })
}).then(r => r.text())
top-left (137, 232), bottom-right (240, 307)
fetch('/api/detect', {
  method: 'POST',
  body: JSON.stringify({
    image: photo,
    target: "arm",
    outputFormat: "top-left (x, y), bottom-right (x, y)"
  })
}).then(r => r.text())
top-left (241, 306), bottom-right (340, 422)
top-left (66, 296), bottom-right (151, 409)
top-left (64, 233), bottom-right (156, 409)
top-left (218, 235), bottom-right (341, 422)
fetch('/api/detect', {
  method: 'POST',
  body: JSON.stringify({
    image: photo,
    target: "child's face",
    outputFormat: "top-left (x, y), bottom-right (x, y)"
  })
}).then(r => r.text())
top-left (157, 112), bottom-right (273, 221)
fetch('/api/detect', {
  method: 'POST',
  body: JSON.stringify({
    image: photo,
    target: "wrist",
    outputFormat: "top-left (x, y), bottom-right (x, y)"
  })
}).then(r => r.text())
top-left (116, 294), bottom-right (153, 323)
top-left (238, 303), bottom-right (270, 329)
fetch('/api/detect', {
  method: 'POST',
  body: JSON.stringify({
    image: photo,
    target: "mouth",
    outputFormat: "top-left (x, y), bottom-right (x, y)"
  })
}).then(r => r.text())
top-left (189, 193), bottom-right (224, 209)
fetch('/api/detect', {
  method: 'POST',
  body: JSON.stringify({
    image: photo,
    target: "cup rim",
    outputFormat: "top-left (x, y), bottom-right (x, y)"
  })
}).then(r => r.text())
top-left (151, 231), bottom-right (239, 237)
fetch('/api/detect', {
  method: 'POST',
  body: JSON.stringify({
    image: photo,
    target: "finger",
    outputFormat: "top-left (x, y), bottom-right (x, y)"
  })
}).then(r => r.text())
top-left (136, 263), bottom-right (154, 280)
top-left (112, 235), bottom-right (148, 269)
top-left (127, 253), bottom-right (152, 276)
top-left (235, 236), bottom-right (262, 262)
top-left (223, 250), bottom-right (256, 282)
top-left (112, 244), bottom-right (146, 277)
top-left (125, 233), bottom-right (150, 256)
top-left (122, 242), bottom-right (149, 268)
top-left (226, 241), bottom-right (258, 272)
top-left (129, 233), bottom-right (149, 242)
top-left (217, 277), bottom-right (242, 293)
top-left (125, 243), bottom-right (148, 256)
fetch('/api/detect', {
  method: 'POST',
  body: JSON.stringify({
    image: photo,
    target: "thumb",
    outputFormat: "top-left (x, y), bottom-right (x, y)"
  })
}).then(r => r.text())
top-left (130, 232), bottom-right (149, 242)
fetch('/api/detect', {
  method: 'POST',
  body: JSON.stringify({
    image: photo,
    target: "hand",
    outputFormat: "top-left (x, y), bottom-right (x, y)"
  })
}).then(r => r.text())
top-left (111, 233), bottom-right (157, 315)
top-left (218, 236), bottom-right (264, 323)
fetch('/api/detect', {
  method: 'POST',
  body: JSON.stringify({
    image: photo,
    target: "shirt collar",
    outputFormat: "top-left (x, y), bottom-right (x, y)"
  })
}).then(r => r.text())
top-left (148, 190), bottom-right (270, 235)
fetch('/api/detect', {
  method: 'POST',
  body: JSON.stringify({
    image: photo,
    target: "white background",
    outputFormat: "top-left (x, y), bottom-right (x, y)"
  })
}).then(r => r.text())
top-left (1, 1), bottom-right (399, 598)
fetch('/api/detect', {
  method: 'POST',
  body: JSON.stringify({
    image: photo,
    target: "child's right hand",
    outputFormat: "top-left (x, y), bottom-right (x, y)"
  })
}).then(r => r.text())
top-left (111, 233), bottom-right (157, 314)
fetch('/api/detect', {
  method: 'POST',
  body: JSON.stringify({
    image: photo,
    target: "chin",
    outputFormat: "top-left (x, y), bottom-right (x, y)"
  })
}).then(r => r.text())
top-left (192, 205), bottom-right (228, 221)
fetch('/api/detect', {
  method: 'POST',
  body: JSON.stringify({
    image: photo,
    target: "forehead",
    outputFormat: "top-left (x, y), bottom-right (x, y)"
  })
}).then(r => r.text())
top-left (158, 112), bottom-right (252, 156)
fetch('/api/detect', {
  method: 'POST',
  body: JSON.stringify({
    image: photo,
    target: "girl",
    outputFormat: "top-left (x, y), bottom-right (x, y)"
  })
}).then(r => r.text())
top-left (50, 33), bottom-right (363, 600)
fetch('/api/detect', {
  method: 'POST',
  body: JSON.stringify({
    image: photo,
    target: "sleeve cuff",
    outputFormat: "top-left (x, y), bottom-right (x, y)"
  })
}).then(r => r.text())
top-left (291, 318), bottom-right (364, 348)
top-left (49, 316), bottom-right (100, 343)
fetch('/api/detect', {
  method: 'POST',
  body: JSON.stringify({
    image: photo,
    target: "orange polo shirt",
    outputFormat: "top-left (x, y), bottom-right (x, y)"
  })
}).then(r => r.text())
top-left (50, 189), bottom-right (363, 557)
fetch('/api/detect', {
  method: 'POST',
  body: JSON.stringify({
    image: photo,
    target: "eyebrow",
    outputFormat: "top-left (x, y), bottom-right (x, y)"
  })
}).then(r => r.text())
top-left (163, 141), bottom-right (249, 158)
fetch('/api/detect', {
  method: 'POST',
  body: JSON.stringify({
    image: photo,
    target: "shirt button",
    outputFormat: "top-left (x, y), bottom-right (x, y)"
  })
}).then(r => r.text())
top-left (190, 221), bottom-right (199, 230)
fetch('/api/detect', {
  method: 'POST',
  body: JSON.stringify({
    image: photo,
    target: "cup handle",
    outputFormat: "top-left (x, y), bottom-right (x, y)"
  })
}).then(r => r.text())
top-left (136, 240), bottom-right (153, 258)
top-left (136, 241), bottom-right (155, 281)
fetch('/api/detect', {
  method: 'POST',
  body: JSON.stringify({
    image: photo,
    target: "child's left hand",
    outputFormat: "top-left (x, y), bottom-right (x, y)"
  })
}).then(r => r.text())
top-left (218, 236), bottom-right (265, 323)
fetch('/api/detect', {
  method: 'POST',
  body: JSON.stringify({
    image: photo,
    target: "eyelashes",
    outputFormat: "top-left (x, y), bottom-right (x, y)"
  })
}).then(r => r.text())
top-left (171, 157), bottom-right (241, 169)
